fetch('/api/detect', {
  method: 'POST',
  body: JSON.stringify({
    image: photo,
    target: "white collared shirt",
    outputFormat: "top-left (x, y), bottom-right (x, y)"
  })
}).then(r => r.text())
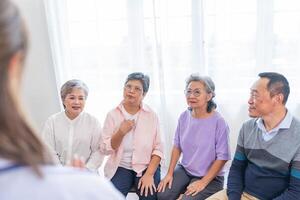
top-left (42, 111), bottom-right (104, 171)
top-left (256, 110), bottom-right (293, 141)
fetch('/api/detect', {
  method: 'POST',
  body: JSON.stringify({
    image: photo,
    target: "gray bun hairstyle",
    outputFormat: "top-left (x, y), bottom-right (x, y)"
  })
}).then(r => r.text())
top-left (185, 73), bottom-right (217, 113)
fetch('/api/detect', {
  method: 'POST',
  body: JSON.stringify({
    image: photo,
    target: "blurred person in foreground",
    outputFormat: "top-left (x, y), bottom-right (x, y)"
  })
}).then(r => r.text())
top-left (0, 0), bottom-right (123, 199)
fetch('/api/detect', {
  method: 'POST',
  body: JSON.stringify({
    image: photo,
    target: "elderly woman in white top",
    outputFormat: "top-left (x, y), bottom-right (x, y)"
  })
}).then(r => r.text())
top-left (42, 79), bottom-right (103, 171)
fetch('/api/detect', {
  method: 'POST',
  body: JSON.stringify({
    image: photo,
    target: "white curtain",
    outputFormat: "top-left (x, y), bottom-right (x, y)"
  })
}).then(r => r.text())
top-left (44, 0), bottom-right (300, 164)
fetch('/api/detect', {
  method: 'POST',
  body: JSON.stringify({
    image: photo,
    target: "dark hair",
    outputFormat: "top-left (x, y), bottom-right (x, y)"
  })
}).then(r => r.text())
top-left (258, 72), bottom-right (290, 104)
top-left (60, 79), bottom-right (89, 108)
top-left (0, 0), bottom-right (51, 176)
top-left (185, 73), bottom-right (217, 113)
top-left (125, 72), bottom-right (150, 94)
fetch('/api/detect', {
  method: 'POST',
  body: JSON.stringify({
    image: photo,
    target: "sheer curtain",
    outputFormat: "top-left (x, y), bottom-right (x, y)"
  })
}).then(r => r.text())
top-left (44, 0), bottom-right (300, 164)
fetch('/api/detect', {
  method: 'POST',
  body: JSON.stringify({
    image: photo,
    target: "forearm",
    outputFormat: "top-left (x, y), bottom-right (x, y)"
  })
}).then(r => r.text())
top-left (111, 129), bottom-right (125, 150)
top-left (227, 159), bottom-right (247, 199)
top-left (273, 175), bottom-right (300, 200)
top-left (145, 155), bottom-right (161, 176)
top-left (167, 146), bottom-right (181, 175)
top-left (201, 160), bottom-right (227, 185)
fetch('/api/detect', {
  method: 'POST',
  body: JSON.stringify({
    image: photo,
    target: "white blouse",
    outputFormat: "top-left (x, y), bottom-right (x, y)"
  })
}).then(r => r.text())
top-left (42, 111), bottom-right (103, 171)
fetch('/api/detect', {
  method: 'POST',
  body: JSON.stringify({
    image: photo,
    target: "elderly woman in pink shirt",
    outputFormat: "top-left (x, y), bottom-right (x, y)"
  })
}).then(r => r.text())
top-left (101, 72), bottom-right (164, 199)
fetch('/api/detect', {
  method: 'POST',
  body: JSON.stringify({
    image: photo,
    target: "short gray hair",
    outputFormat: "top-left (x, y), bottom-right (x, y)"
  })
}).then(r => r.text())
top-left (125, 72), bottom-right (150, 94)
top-left (60, 79), bottom-right (89, 102)
top-left (185, 73), bottom-right (217, 112)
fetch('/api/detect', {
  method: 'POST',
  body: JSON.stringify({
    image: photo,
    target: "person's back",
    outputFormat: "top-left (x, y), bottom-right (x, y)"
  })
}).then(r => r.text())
top-left (0, 159), bottom-right (123, 200)
top-left (0, 0), bottom-right (123, 199)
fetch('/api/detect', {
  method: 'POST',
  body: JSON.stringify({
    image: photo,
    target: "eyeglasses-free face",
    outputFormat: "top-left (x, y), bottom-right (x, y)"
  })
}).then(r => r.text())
top-left (63, 88), bottom-right (86, 119)
top-left (248, 78), bottom-right (279, 118)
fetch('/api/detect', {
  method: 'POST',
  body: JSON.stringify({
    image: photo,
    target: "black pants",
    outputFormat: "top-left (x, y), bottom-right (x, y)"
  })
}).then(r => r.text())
top-left (157, 165), bottom-right (224, 200)
top-left (111, 166), bottom-right (161, 200)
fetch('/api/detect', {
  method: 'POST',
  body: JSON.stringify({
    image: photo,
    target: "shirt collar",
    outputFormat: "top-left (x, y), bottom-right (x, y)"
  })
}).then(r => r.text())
top-left (256, 110), bottom-right (293, 132)
top-left (63, 111), bottom-right (83, 123)
top-left (117, 101), bottom-right (151, 113)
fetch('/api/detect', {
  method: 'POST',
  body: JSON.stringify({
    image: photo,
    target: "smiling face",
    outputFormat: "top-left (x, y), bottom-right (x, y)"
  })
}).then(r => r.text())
top-left (63, 88), bottom-right (86, 119)
top-left (185, 81), bottom-right (212, 111)
top-left (248, 78), bottom-right (276, 118)
top-left (123, 79), bottom-right (145, 107)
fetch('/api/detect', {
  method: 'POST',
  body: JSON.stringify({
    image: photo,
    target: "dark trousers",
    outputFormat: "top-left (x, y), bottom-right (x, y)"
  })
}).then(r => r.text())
top-left (111, 166), bottom-right (161, 200)
top-left (157, 165), bottom-right (224, 200)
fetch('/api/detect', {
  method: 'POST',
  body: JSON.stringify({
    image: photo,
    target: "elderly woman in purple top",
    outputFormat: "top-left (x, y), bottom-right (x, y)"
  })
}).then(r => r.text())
top-left (157, 74), bottom-right (231, 200)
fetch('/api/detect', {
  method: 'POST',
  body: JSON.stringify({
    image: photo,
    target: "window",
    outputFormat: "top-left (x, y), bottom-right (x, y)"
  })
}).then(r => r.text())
top-left (45, 0), bottom-right (300, 161)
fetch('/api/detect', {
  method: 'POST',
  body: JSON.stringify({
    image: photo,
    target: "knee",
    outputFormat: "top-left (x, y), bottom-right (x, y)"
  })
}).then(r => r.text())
top-left (138, 193), bottom-right (158, 200)
top-left (181, 194), bottom-right (198, 200)
top-left (157, 191), bottom-right (170, 200)
top-left (205, 189), bottom-right (227, 200)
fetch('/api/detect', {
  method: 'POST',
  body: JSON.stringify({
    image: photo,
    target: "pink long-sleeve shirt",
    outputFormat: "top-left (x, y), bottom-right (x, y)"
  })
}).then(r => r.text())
top-left (100, 103), bottom-right (164, 179)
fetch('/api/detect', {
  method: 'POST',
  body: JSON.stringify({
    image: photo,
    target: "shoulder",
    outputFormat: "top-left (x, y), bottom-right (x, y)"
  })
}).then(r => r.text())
top-left (43, 167), bottom-right (121, 195)
top-left (207, 112), bottom-right (230, 138)
top-left (43, 166), bottom-right (105, 183)
top-left (44, 111), bottom-right (65, 125)
top-left (103, 107), bottom-right (123, 126)
top-left (287, 117), bottom-right (300, 142)
top-left (212, 112), bottom-right (229, 132)
top-left (242, 118), bottom-right (258, 129)
top-left (142, 103), bottom-right (156, 114)
top-left (0, 166), bottom-right (123, 200)
top-left (81, 112), bottom-right (100, 124)
top-left (106, 107), bottom-right (122, 118)
top-left (49, 111), bottom-right (64, 120)
top-left (141, 103), bottom-right (159, 120)
top-left (290, 117), bottom-right (300, 129)
top-left (238, 118), bottom-right (258, 138)
top-left (178, 110), bottom-right (190, 120)
top-left (213, 112), bottom-right (227, 124)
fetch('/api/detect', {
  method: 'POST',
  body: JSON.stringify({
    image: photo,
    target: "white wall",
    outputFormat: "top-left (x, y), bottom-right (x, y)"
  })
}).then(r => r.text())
top-left (13, 0), bottom-right (61, 132)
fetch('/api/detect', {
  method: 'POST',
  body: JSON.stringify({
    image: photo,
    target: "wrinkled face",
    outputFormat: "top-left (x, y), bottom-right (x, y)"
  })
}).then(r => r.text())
top-left (185, 81), bottom-right (212, 110)
top-left (63, 88), bottom-right (86, 118)
top-left (248, 78), bottom-right (276, 118)
top-left (123, 80), bottom-right (145, 106)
